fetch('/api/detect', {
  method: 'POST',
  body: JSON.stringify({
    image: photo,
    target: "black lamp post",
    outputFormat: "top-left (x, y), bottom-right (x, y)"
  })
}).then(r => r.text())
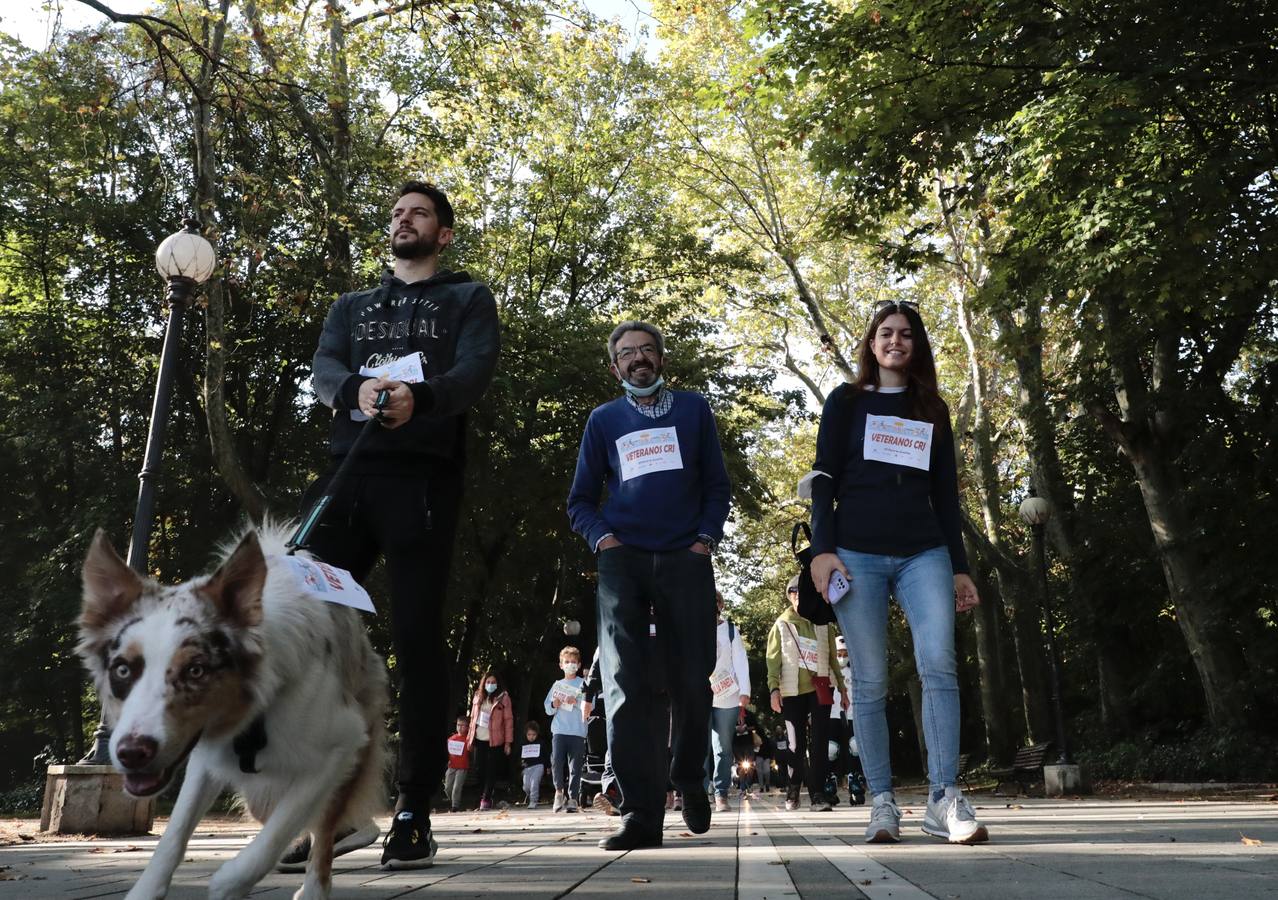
top-left (80, 220), bottom-right (216, 765)
top-left (1018, 491), bottom-right (1072, 765)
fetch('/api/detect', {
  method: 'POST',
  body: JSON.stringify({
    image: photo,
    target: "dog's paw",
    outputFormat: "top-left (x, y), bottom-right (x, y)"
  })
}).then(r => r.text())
top-left (124, 884), bottom-right (167, 900)
top-left (292, 884), bottom-right (330, 900)
top-left (206, 865), bottom-right (253, 900)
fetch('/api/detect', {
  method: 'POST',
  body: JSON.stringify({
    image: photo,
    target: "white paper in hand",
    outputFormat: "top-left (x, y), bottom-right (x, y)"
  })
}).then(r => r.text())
top-left (351, 353), bottom-right (425, 421)
top-left (279, 555), bottom-right (376, 614)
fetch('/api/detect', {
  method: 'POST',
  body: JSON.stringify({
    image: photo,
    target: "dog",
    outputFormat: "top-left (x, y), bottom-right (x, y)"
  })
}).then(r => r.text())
top-left (77, 525), bottom-right (387, 900)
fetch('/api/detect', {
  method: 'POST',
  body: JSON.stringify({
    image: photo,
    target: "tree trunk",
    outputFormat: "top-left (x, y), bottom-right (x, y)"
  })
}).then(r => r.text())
top-left (995, 302), bottom-right (1130, 725)
top-left (1091, 296), bottom-right (1246, 728)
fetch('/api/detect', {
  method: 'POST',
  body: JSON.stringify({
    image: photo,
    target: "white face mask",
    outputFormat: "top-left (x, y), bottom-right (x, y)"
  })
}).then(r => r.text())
top-left (562, 662), bottom-right (579, 675)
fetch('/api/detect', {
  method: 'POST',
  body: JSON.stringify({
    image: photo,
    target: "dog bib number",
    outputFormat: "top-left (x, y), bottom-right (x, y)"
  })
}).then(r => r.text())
top-left (615, 427), bottom-right (683, 482)
top-left (863, 414), bottom-right (933, 471)
top-left (279, 556), bottom-right (376, 614)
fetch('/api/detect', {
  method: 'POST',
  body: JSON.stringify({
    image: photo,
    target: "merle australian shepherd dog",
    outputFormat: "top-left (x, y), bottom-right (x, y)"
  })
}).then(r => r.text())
top-left (77, 525), bottom-right (387, 900)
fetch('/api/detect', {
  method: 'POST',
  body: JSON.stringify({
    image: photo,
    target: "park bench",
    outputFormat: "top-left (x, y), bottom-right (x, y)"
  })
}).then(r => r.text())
top-left (992, 741), bottom-right (1053, 796)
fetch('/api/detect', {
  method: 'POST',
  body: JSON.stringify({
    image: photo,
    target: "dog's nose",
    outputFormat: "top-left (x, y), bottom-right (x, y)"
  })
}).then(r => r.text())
top-left (116, 735), bottom-right (158, 770)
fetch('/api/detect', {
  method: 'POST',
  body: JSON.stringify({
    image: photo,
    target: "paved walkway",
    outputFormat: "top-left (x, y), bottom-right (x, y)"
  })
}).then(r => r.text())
top-left (3, 790), bottom-right (1277, 898)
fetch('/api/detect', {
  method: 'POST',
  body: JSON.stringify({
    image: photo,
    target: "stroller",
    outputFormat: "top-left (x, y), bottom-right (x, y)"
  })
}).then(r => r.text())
top-left (825, 733), bottom-right (867, 805)
top-left (579, 700), bottom-right (614, 806)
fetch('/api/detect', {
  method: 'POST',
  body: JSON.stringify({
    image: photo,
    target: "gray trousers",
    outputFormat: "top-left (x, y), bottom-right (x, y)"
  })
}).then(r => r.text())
top-left (444, 767), bottom-right (466, 809)
top-left (523, 764), bottom-right (545, 804)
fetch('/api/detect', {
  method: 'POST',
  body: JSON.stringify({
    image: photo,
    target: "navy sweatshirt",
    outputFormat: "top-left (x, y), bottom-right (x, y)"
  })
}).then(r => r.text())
top-left (810, 384), bottom-right (969, 574)
top-left (311, 269), bottom-right (499, 472)
top-left (567, 391), bottom-right (731, 552)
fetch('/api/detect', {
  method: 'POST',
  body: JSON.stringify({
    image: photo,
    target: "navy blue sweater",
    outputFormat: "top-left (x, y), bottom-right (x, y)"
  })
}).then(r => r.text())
top-left (567, 391), bottom-right (731, 552)
top-left (810, 385), bottom-right (969, 574)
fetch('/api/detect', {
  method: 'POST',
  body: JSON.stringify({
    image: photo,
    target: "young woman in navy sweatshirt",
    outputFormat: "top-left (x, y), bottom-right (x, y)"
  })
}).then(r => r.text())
top-left (808, 301), bottom-right (988, 846)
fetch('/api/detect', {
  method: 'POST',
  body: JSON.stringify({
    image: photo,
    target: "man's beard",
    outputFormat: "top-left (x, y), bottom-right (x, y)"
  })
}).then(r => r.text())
top-left (391, 231), bottom-right (439, 260)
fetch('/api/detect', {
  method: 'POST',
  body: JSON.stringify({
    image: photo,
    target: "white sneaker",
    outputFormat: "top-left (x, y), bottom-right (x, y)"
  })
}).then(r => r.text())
top-left (715, 795), bottom-right (730, 812)
top-left (922, 786), bottom-right (988, 844)
top-left (865, 791), bottom-right (901, 843)
top-left (552, 790), bottom-right (565, 812)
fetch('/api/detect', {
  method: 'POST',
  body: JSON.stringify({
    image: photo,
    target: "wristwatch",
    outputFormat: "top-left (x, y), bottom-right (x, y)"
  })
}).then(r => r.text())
top-left (697, 533), bottom-right (717, 553)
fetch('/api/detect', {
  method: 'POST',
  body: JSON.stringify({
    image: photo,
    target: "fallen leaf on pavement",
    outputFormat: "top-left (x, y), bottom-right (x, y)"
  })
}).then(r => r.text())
top-left (631, 877), bottom-right (651, 883)
top-left (1241, 834), bottom-right (1262, 847)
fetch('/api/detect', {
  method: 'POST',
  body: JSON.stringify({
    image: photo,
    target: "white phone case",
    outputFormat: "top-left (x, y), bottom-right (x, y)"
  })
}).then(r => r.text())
top-left (828, 570), bottom-right (850, 603)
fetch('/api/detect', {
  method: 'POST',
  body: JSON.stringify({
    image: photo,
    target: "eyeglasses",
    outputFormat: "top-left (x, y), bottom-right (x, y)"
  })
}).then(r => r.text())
top-left (874, 300), bottom-right (919, 315)
top-left (614, 343), bottom-right (661, 363)
top-left (786, 588), bottom-right (799, 596)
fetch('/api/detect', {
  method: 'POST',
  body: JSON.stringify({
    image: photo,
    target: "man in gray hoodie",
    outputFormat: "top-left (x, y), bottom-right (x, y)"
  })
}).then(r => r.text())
top-left (291, 181), bottom-right (499, 871)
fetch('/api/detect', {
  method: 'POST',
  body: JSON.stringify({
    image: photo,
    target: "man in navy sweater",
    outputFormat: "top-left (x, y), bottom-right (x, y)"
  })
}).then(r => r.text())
top-left (567, 321), bottom-right (731, 850)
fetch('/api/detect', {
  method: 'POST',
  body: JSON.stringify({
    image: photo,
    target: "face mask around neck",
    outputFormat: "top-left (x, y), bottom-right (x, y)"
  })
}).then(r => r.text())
top-left (621, 375), bottom-right (664, 397)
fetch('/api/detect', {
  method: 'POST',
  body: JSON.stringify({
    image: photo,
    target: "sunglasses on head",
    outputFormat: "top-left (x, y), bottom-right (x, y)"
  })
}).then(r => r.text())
top-left (873, 300), bottom-right (919, 315)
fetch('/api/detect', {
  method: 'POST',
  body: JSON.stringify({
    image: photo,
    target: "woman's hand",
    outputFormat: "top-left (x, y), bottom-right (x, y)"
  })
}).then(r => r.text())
top-left (954, 574), bottom-right (981, 613)
top-left (769, 688), bottom-right (782, 714)
top-left (810, 552), bottom-right (849, 601)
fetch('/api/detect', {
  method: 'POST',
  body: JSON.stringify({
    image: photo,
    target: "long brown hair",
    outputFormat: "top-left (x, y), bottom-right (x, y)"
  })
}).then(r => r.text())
top-left (852, 303), bottom-right (948, 424)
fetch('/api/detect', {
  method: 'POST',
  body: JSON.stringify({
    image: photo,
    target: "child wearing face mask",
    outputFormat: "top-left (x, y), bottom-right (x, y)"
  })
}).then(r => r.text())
top-left (543, 646), bottom-right (589, 812)
top-left (468, 671), bottom-right (513, 811)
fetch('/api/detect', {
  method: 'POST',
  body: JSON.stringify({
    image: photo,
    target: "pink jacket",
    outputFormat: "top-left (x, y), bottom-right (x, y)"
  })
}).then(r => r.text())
top-left (467, 690), bottom-right (513, 749)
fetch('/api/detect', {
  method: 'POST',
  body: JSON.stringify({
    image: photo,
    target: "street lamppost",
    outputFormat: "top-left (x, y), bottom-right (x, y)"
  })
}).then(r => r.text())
top-left (1018, 491), bottom-right (1073, 769)
top-left (563, 619), bottom-right (582, 637)
top-left (80, 220), bottom-right (216, 764)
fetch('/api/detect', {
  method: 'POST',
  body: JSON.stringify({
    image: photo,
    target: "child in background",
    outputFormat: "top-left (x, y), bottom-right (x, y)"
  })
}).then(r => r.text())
top-left (444, 715), bottom-right (470, 813)
top-left (520, 721), bottom-right (550, 809)
top-left (544, 645), bottom-right (588, 812)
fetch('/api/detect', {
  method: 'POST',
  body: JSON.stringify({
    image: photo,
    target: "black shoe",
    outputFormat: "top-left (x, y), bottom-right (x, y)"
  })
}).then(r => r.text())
top-left (277, 822), bottom-right (379, 873)
top-left (681, 790), bottom-right (711, 834)
top-left (380, 811), bottom-right (437, 869)
top-left (598, 818), bottom-right (663, 851)
top-left (811, 793), bottom-right (832, 812)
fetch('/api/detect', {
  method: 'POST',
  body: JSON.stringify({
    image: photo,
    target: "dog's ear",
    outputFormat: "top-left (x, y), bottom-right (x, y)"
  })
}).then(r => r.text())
top-left (201, 531), bottom-right (266, 628)
top-left (81, 529), bottom-right (143, 632)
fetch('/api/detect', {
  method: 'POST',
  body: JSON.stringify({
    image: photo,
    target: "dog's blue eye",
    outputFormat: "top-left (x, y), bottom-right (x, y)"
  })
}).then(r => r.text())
top-left (113, 662), bottom-right (131, 680)
top-left (186, 663), bottom-right (205, 680)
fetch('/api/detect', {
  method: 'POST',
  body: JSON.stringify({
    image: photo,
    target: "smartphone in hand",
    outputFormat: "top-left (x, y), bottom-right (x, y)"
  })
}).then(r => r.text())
top-left (828, 570), bottom-right (850, 603)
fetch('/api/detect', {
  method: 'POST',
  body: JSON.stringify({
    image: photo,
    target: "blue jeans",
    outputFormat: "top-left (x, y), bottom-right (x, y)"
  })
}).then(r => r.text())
top-left (551, 733), bottom-right (586, 798)
top-left (833, 546), bottom-right (958, 797)
top-left (705, 705), bottom-right (739, 796)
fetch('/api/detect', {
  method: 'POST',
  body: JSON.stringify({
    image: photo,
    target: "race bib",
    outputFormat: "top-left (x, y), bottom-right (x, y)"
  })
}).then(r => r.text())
top-left (796, 635), bottom-right (819, 672)
top-left (863, 414), bottom-right (933, 471)
top-left (351, 353), bottom-right (425, 421)
top-left (615, 427), bottom-right (683, 482)
top-left (710, 659), bottom-right (738, 699)
top-left (521, 743), bottom-right (541, 760)
top-left (478, 709), bottom-right (491, 729)
top-left (447, 739), bottom-right (465, 757)
top-left (776, 740), bottom-right (788, 751)
top-left (551, 681), bottom-right (580, 708)
top-left (279, 555), bottom-right (376, 614)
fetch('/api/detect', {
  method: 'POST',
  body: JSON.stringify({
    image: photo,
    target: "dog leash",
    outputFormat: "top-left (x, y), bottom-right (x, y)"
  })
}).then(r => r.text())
top-left (285, 388), bottom-right (390, 555)
top-left (234, 390), bottom-right (391, 774)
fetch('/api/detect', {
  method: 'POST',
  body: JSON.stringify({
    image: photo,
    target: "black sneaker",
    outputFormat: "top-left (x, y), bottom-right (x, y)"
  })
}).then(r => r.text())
top-left (277, 822), bottom-right (379, 873)
top-left (380, 811), bottom-right (437, 869)
top-left (681, 790), bottom-right (711, 834)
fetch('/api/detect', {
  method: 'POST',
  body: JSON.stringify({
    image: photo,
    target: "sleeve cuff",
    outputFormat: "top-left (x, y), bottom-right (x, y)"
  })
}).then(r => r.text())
top-left (339, 374), bottom-right (372, 410)
top-left (408, 381), bottom-right (435, 416)
top-left (593, 532), bottom-right (615, 553)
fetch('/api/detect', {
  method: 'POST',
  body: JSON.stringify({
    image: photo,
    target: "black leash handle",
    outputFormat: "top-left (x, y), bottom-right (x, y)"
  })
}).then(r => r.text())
top-left (286, 389), bottom-right (389, 555)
